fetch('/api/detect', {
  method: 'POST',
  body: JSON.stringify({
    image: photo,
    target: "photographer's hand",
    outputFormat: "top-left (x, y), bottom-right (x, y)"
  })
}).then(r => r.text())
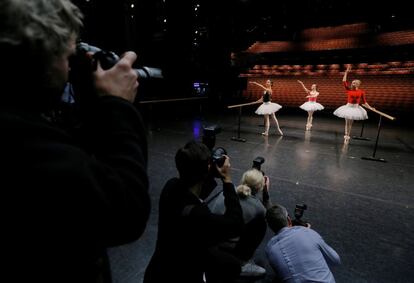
top-left (93, 51), bottom-right (139, 102)
top-left (216, 155), bottom-right (232, 183)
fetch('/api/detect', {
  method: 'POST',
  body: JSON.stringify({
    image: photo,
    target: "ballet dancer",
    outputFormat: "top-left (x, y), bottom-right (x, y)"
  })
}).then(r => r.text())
top-left (334, 65), bottom-right (374, 143)
top-left (249, 79), bottom-right (283, 136)
top-left (297, 80), bottom-right (324, 131)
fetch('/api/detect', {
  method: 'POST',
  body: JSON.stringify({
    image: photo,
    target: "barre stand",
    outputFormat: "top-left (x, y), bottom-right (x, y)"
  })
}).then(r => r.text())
top-left (352, 121), bottom-right (370, 141)
top-left (360, 105), bottom-right (396, 163)
top-left (227, 101), bottom-right (261, 142)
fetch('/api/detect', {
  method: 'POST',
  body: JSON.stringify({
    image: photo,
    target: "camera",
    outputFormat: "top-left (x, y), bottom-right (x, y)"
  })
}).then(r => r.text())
top-left (59, 42), bottom-right (164, 127)
top-left (201, 125), bottom-right (227, 171)
top-left (211, 147), bottom-right (227, 167)
top-left (68, 42), bottom-right (163, 107)
top-left (252, 156), bottom-right (265, 173)
top-left (291, 203), bottom-right (308, 227)
top-left (202, 125), bottom-right (221, 151)
top-left (202, 125), bottom-right (226, 168)
top-left (75, 42), bottom-right (163, 80)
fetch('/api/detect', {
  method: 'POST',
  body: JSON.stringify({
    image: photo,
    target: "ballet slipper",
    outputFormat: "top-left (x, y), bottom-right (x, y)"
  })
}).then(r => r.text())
top-left (262, 132), bottom-right (268, 136)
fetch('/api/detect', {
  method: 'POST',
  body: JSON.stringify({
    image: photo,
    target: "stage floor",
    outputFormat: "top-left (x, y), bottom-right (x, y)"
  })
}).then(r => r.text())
top-left (109, 110), bottom-right (414, 283)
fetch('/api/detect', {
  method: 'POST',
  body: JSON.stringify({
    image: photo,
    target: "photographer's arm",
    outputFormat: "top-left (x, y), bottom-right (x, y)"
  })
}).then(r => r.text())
top-left (312, 231), bottom-right (341, 266)
top-left (77, 52), bottom-right (150, 246)
top-left (189, 156), bottom-right (244, 242)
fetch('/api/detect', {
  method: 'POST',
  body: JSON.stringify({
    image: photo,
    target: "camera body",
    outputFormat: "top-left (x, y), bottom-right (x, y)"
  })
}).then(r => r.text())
top-left (69, 42), bottom-right (163, 105)
top-left (252, 156), bottom-right (265, 173)
top-left (291, 203), bottom-right (308, 227)
top-left (201, 125), bottom-right (227, 168)
top-left (201, 125), bottom-right (227, 180)
top-left (202, 125), bottom-right (221, 151)
top-left (75, 42), bottom-right (163, 79)
top-left (211, 147), bottom-right (227, 167)
top-left (59, 42), bottom-right (164, 127)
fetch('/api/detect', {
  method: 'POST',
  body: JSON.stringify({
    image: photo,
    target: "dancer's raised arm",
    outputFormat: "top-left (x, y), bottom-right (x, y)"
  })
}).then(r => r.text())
top-left (297, 80), bottom-right (310, 93)
top-left (343, 65), bottom-right (351, 82)
top-left (249, 81), bottom-right (268, 91)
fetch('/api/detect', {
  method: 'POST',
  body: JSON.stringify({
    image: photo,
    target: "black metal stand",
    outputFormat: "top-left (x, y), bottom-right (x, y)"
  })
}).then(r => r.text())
top-left (361, 116), bottom-right (386, 162)
top-left (231, 107), bottom-right (246, 142)
top-left (352, 121), bottom-right (370, 141)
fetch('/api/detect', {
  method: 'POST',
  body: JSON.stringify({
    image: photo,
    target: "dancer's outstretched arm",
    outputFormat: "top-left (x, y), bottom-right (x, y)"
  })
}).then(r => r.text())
top-left (249, 81), bottom-right (268, 91)
top-left (297, 80), bottom-right (310, 93)
top-left (362, 102), bottom-right (374, 110)
top-left (343, 65), bottom-right (351, 82)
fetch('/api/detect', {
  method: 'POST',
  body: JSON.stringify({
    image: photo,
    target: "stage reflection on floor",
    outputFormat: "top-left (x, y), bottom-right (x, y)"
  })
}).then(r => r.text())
top-left (110, 111), bottom-right (414, 283)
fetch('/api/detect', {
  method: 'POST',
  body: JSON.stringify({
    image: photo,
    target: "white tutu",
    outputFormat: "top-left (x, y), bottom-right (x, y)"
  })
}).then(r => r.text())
top-left (299, 101), bottom-right (324, 112)
top-left (255, 102), bottom-right (282, 115)
top-left (333, 103), bottom-right (368, 120)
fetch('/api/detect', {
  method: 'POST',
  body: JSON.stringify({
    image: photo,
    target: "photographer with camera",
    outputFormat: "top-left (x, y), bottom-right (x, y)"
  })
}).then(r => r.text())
top-left (144, 140), bottom-right (244, 283)
top-left (265, 204), bottom-right (341, 283)
top-left (207, 157), bottom-right (273, 279)
top-left (0, 1), bottom-right (150, 282)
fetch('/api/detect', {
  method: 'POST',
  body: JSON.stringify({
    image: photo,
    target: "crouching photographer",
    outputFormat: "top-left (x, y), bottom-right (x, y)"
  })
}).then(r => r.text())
top-left (265, 204), bottom-right (341, 282)
top-left (1, 1), bottom-right (150, 282)
top-left (207, 155), bottom-right (272, 280)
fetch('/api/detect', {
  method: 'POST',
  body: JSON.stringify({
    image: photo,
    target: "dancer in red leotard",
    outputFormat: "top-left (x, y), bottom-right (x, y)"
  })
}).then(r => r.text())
top-left (334, 65), bottom-right (374, 143)
top-left (297, 80), bottom-right (324, 131)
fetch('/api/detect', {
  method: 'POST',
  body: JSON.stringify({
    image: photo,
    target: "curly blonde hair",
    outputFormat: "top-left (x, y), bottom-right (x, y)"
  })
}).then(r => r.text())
top-left (0, 0), bottom-right (83, 66)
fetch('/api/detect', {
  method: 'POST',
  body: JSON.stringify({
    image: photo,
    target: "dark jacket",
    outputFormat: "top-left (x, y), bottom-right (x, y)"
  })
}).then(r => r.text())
top-left (144, 178), bottom-right (243, 283)
top-left (0, 96), bottom-right (150, 282)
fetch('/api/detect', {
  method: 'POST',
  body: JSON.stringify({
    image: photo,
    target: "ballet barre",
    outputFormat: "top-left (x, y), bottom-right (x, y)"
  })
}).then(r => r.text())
top-left (227, 101), bottom-right (261, 109)
top-left (362, 105), bottom-right (396, 121)
top-left (353, 106), bottom-right (395, 141)
top-left (361, 104), bottom-right (396, 162)
top-left (141, 96), bottom-right (207, 104)
top-left (227, 101), bottom-right (261, 142)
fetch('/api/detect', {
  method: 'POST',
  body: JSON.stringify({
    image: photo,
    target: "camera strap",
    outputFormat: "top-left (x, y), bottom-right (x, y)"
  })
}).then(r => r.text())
top-left (204, 189), bottom-right (223, 204)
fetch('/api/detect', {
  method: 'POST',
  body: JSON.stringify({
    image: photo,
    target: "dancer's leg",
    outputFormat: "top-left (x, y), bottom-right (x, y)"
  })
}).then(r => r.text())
top-left (344, 119), bottom-right (353, 143)
top-left (271, 113), bottom-right (283, 135)
top-left (306, 111), bottom-right (314, 130)
top-left (262, 115), bottom-right (270, 136)
top-left (347, 119), bottom-right (354, 137)
top-left (309, 111), bottom-right (314, 127)
top-left (344, 119), bottom-right (349, 137)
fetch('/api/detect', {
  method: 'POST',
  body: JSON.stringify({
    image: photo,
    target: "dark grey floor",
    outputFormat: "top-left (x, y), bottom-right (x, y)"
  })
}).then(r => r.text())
top-left (109, 108), bottom-right (414, 283)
